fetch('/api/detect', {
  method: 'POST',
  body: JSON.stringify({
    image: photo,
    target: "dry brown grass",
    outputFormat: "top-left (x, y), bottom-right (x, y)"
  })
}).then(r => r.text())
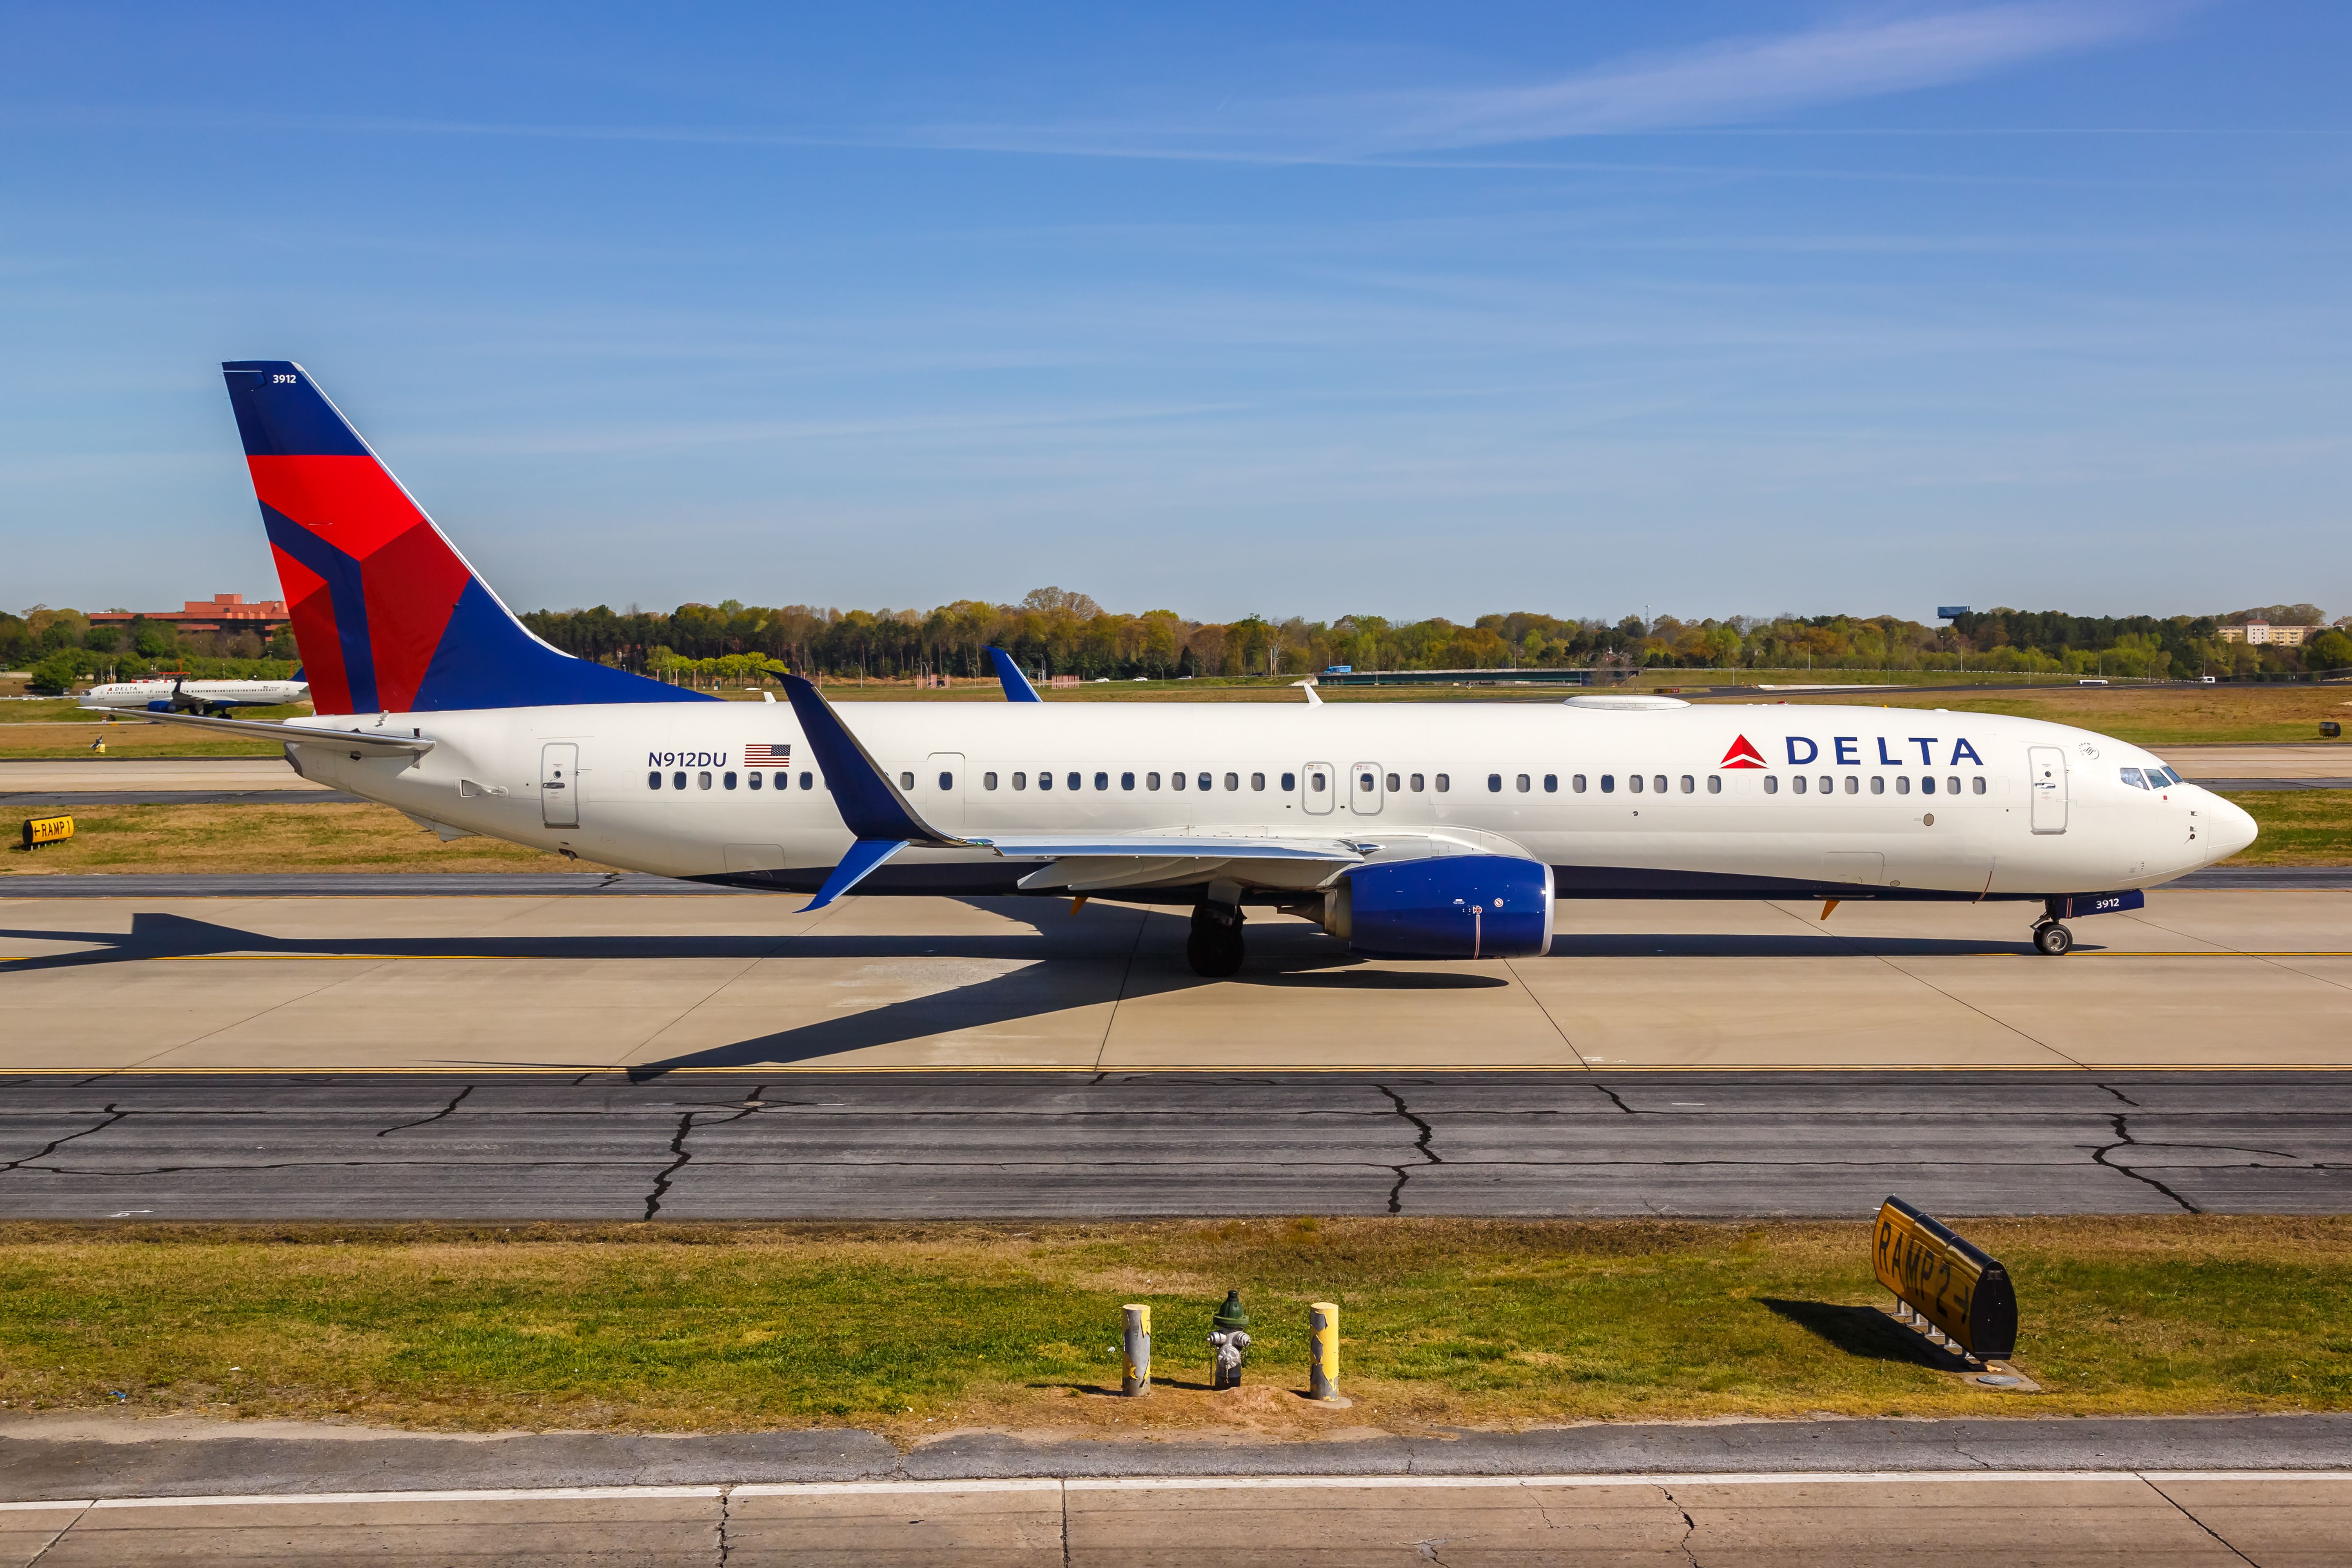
top-left (1, 803), bottom-right (611, 875)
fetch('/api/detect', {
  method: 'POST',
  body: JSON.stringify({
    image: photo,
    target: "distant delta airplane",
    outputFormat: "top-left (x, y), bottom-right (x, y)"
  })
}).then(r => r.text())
top-left (81, 675), bottom-right (308, 717)
top-left (94, 361), bottom-right (2258, 976)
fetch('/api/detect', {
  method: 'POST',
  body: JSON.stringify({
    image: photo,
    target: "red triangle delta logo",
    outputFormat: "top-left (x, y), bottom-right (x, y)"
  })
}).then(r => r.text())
top-left (1720, 734), bottom-right (1768, 770)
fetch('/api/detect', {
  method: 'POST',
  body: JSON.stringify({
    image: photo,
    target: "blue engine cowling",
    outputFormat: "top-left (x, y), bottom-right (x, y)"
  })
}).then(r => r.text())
top-left (1331, 855), bottom-right (1555, 960)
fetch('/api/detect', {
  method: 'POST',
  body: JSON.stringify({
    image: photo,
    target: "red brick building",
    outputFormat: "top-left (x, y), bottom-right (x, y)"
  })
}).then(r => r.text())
top-left (88, 594), bottom-right (292, 635)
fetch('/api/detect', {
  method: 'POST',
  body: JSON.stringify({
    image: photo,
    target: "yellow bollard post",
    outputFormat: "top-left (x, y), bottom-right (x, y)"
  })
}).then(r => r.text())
top-left (1121, 1304), bottom-right (1152, 1396)
top-left (1308, 1301), bottom-right (1341, 1403)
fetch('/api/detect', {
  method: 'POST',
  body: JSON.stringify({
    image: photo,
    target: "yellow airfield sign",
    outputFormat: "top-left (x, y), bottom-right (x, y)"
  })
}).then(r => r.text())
top-left (1872, 1196), bottom-right (2018, 1360)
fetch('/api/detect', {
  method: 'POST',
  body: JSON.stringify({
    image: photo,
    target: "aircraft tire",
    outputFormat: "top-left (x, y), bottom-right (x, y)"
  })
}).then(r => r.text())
top-left (2033, 921), bottom-right (2073, 956)
top-left (1186, 923), bottom-right (1245, 978)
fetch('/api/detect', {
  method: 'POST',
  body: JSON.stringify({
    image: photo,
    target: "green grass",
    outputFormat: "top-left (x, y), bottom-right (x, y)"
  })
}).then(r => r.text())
top-left (2218, 790), bottom-right (2352, 865)
top-left (1, 803), bottom-right (603, 874)
top-left (2, 1218), bottom-right (2347, 1436)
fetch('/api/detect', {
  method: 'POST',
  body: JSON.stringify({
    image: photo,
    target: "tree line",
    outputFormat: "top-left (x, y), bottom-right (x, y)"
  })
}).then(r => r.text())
top-left (5, 609), bottom-right (298, 693)
top-left (519, 591), bottom-right (2352, 686)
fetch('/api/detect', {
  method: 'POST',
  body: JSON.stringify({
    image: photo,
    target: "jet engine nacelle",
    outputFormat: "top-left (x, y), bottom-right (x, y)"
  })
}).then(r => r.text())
top-left (1323, 855), bottom-right (1555, 960)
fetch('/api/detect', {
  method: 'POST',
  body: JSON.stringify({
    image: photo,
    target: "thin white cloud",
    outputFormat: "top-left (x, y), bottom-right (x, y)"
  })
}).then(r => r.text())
top-left (917, 2), bottom-right (2191, 160)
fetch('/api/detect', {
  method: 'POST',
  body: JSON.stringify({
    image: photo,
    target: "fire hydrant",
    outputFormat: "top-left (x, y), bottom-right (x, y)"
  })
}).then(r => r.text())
top-left (1208, 1290), bottom-right (1252, 1390)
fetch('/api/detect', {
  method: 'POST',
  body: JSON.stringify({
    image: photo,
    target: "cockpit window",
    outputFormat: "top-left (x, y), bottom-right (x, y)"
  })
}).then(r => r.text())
top-left (2153, 766), bottom-right (2181, 786)
top-left (2119, 767), bottom-right (2147, 788)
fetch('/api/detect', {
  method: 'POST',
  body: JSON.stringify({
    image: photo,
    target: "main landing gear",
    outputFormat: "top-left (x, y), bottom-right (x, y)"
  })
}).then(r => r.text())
top-left (1187, 900), bottom-right (1246, 978)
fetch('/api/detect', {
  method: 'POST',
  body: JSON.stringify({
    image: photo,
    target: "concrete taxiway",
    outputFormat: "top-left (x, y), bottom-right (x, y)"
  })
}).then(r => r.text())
top-left (1, 1415), bottom-right (2348, 1566)
top-left (2, 888), bottom-right (2350, 1075)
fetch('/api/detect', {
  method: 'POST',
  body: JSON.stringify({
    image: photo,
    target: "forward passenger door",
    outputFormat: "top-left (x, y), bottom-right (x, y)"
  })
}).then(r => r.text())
top-left (2028, 746), bottom-right (2067, 834)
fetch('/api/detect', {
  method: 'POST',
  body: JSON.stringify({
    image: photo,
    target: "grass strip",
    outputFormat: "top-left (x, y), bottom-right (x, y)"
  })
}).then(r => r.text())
top-left (2, 1218), bottom-right (2346, 1436)
top-left (2216, 790), bottom-right (2352, 865)
top-left (0, 803), bottom-right (604, 874)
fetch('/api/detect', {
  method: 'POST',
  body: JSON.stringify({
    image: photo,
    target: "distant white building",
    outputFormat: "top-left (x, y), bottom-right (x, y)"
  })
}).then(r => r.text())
top-left (2217, 621), bottom-right (2320, 646)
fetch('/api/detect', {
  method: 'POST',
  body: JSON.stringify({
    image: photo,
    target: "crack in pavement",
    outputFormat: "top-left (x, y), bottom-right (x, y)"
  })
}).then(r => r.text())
top-left (375, 1084), bottom-right (474, 1138)
top-left (2097, 1082), bottom-right (2142, 1108)
top-left (1657, 1483), bottom-right (1702, 1568)
top-left (645, 1112), bottom-right (696, 1221)
top-left (1593, 1084), bottom-right (1636, 1114)
top-left (1376, 1084), bottom-right (1441, 1216)
top-left (1, 1106), bottom-right (126, 1172)
top-left (2091, 1115), bottom-right (2203, 1213)
top-left (715, 1482), bottom-right (733, 1567)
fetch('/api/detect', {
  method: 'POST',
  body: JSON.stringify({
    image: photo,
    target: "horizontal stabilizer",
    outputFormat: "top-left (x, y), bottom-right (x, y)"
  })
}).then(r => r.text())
top-left (84, 706), bottom-right (435, 753)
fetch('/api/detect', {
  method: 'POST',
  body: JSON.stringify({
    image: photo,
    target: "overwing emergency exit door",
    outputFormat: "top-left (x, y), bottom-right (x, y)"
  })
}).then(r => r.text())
top-left (541, 743), bottom-right (579, 828)
top-left (1350, 762), bottom-right (1385, 816)
top-left (2028, 745), bottom-right (2067, 834)
top-left (1302, 762), bottom-right (1335, 815)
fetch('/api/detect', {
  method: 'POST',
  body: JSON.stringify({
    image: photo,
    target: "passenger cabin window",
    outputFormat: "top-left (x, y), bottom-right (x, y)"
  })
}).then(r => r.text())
top-left (749, 772), bottom-right (762, 790)
top-left (1515, 774), bottom-right (1530, 793)
top-left (1282, 772), bottom-right (1297, 791)
top-left (698, 772), bottom-right (712, 790)
top-left (1764, 775), bottom-right (1779, 795)
top-left (1253, 773), bottom-right (1267, 791)
top-left (1792, 776), bottom-right (1806, 795)
top-left (1122, 771), bottom-right (1136, 790)
top-left (1600, 774), bottom-right (1614, 793)
top-left (801, 773), bottom-right (816, 791)
top-left (940, 772), bottom-right (955, 791)
top-left (1654, 775), bottom-right (1667, 793)
top-left (984, 772), bottom-right (998, 790)
top-left (724, 771), bottom-right (738, 790)
top-left (1844, 776), bottom-right (1858, 794)
top-left (1972, 777), bottom-right (1987, 795)
top-left (1069, 772), bottom-right (1082, 791)
top-left (1947, 776), bottom-right (1961, 794)
top-left (1434, 773), bottom-right (1449, 792)
top-left (1487, 774), bottom-right (1503, 793)
top-left (1871, 777), bottom-right (1885, 795)
top-left (1197, 773), bottom-right (1212, 791)
top-left (1383, 773), bottom-right (1397, 792)
top-left (1573, 774), bottom-right (1587, 792)
top-left (1409, 773), bottom-right (1424, 791)
top-left (673, 771), bottom-right (687, 790)
top-left (1629, 774), bottom-right (1644, 793)
top-left (1039, 772), bottom-right (1054, 791)
top-left (1224, 773), bottom-right (1238, 791)
top-left (1707, 775), bottom-right (1721, 793)
top-left (1543, 774), bottom-right (1557, 793)
top-left (1921, 776), bottom-right (1936, 795)
top-left (1307, 772), bottom-right (1323, 794)
top-left (1680, 775), bottom-right (1694, 793)
top-left (1896, 776), bottom-right (1911, 795)
top-left (1173, 772), bottom-right (1186, 791)
top-left (1148, 772), bottom-right (1162, 790)
top-left (1094, 772), bottom-right (1108, 791)
top-left (899, 772), bottom-right (915, 789)
top-left (648, 771), bottom-right (662, 790)
top-left (1817, 776), bottom-right (1830, 794)
top-left (1013, 772), bottom-right (1028, 790)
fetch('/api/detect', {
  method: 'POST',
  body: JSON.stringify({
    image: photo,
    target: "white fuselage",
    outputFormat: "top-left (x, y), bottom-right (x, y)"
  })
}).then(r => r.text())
top-left (85, 678), bottom-right (310, 710)
top-left (277, 698), bottom-right (2257, 902)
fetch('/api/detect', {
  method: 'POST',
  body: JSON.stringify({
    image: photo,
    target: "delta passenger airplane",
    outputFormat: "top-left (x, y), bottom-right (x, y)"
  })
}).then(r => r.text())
top-left (101, 361), bottom-right (2258, 976)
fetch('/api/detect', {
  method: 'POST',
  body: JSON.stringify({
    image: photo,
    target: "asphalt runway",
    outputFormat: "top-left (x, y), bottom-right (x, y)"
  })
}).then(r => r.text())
top-left (2, 1069), bottom-right (2346, 1218)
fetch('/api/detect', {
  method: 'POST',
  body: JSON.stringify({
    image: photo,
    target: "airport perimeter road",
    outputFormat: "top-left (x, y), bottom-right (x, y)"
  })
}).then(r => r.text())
top-left (5, 1470), bottom-right (2346, 1566)
top-left (3, 889), bottom-right (2350, 1074)
top-left (1, 1070), bottom-right (2345, 1218)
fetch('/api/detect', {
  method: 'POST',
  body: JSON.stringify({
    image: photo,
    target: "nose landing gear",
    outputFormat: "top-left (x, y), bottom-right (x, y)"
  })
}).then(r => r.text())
top-left (2031, 920), bottom-right (2073, 956)
top-left (1187, 900), bottom-right (1246, 977)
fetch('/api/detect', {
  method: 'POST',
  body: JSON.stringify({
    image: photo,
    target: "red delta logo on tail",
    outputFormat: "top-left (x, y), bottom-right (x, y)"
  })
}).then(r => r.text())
top-left (1720, 735), bottom-right (1768, 770)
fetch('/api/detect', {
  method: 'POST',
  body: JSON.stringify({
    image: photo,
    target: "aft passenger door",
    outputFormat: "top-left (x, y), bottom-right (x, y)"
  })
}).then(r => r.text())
top-left (924, 751), bottom-right (967, 833)
top-left (2028, 745), bottom-right (2067, 834)
top-left (540, 743), bottom-right (579, 829)
top-left (1350, 762), bottom-right (1384, 817)
top-left (1301, 762), bottom-right (1335, 815)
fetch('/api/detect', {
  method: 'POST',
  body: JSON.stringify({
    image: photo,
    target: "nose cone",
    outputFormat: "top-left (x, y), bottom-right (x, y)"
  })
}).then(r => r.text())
top-left (2208, 795), bottom-right (2258, 862)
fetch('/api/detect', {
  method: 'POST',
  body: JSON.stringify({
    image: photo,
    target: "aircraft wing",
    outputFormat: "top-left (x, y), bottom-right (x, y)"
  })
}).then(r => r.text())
top-left (83, 706), bottom-right (435, 754)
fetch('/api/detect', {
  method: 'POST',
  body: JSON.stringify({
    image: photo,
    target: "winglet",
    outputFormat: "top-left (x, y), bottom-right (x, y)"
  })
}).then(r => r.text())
top-left (803, 838), bottom-right (910, 911)
top-left (988, 648), bottom-right (1043, 702)
top-left (780, 675), bottom-right (960, 845)
top-left (1292, 678), bottom-right (1322, 707)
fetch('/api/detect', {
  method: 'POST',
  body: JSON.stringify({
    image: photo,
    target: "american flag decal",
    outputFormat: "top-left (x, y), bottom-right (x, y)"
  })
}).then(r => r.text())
top-left (743, 743), bottom-right (792, 767)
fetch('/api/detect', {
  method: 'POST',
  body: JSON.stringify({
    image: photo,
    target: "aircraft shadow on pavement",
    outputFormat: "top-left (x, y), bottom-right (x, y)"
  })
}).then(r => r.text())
top-left (1755, 1297), bottom-right (1980, 1372)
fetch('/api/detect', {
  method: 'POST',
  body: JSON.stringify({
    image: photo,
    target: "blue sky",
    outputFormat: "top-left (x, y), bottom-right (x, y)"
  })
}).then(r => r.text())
top-left (4, 2), bottom-right (2347, 624)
